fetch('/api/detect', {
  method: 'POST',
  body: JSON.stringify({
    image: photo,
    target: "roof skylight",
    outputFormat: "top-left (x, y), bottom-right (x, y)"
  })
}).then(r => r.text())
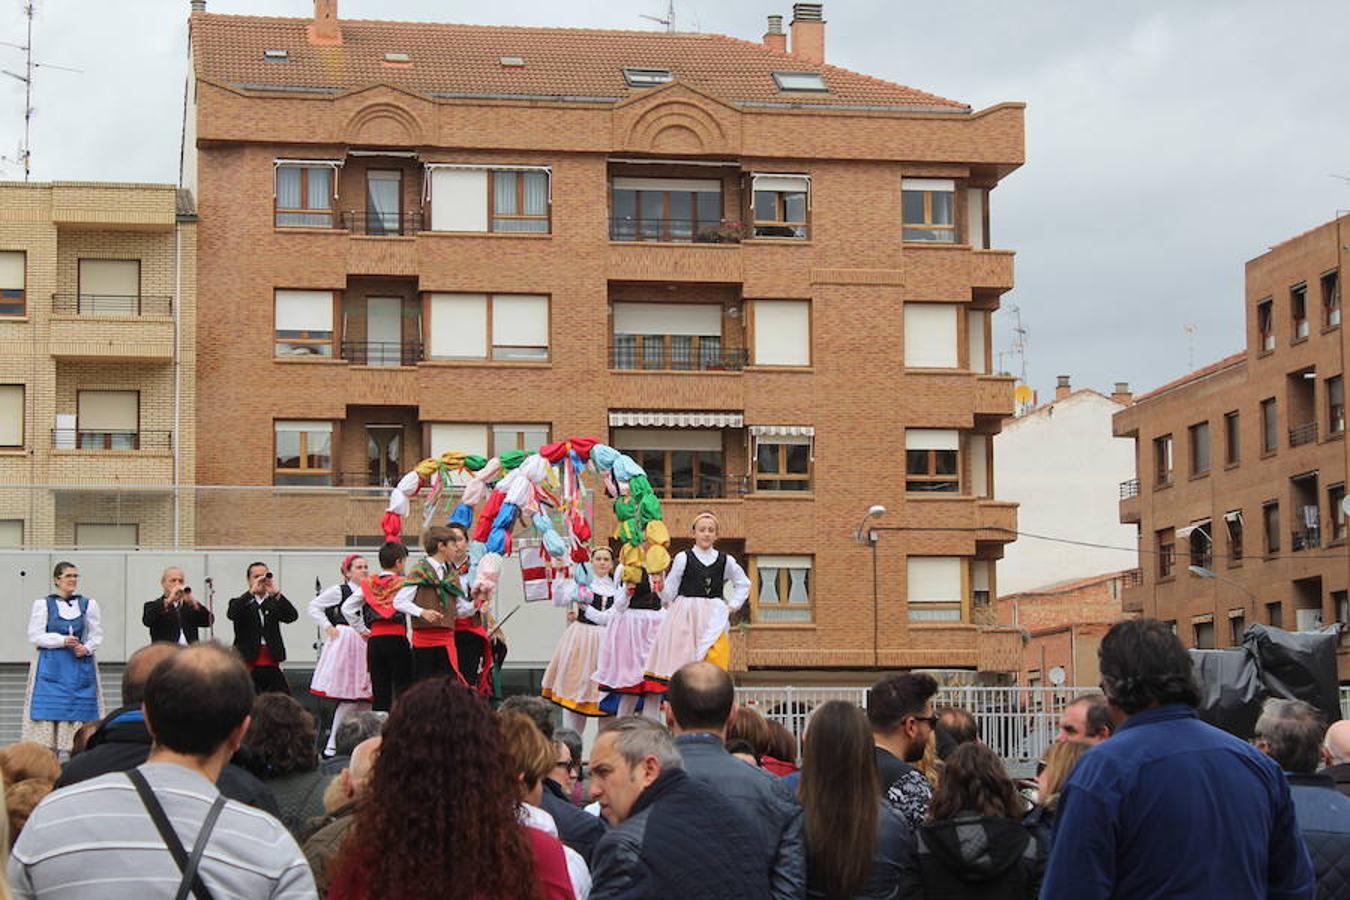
top-left (772, 71), bottom-right (828, 92)
top-left (499, 56), bottom-right (526, 67)
top-left (383, 52), bottom-right (412, 63)
top-left (623, 67), bottom-right (673, 87)
top-left (263, 49), bottom-right (290, 62)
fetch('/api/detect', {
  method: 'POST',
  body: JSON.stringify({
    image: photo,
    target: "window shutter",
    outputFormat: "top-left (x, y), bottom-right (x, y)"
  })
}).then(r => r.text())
top-left (753, 300), bottom-right (810, 366)
top-left (904, 303), bottom-right (959, 368)
top-left (275, 290), bottom-right (333, 332)
top-left (428, 293), bottom-right (487, 358)
top-left (907, 557), bottom-right (962, 604)
top-left (491, 295), bottom-right (549, 347)
top-left (430, 169), bottom-right (489, 232)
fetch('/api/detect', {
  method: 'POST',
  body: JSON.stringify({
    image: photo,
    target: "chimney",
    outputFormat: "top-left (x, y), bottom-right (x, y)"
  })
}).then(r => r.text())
top-left (789, 3), bottom-right (825, 64)
top-left (1055, 375), bottom-right (1072, 400)
top-left (190, 0), bottom-right (205, 11)
top-left (763, 15), bottom-right (787, 54)
top-left (1111, 381), bottom-right (1133, 405)
top-left (310, 0), bottom-right (342, 44)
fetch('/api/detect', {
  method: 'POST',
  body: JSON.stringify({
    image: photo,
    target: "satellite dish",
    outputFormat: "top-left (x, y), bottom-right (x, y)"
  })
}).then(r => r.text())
top-left (1048, 666), bottom-right (1066, 686)
top-left (1014, 385), bottom-right (1034, 406)
top-left (1341, 494), bottom-right (1350, 518)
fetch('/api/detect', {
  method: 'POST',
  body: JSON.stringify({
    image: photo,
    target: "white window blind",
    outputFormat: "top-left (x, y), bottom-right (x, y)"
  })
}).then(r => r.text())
top-left (0, 251), bottom-right (24, 289)
top-left (79, 260), bottom-right (139, 297)
top-left (757, 555), bottom-right (812, 571)
top-left (969, 433), bottom-right (989, 497)
top-left (0, 520), bottom-right (21, 548)
top-left (904, 303), bottom-right (959, 368)
top-left (752, 174), bottom-right (810, 195)
top-left (275, 420), bottom-right (333, 433)
top-left (971, 559), bottom-right (991, 593)
top-left (611, 428), bottom-right (721, 451)
top-left (75, 524), bottom-right (138, 547)
top-left (77, 391), bottom-right (137, 431)
top-left (903, 178), bottom-right (955, 193)
top-left (0, 385), bottom-right (22, 446)
top-left (429, 293), bottom-right (487, 358)
top-left (612, 303), bottom-right (721, 336)
top-left (430, 168), bottom-right (488, 232)
top-left (905, 429), bottom-right (959, 451)
top-left (967, 309), bottom-right (987, 373)
top-left (492, 425), bottom-right (549, 454)
top-left (907, 557), bottom-right (962, 604)
top-left (611, 177), bottom-right (721, 193)
top-left (275, 290), bottom-right (333, 332)
top-left (491, 295), bottom-right (549, 347)
top-left (967, 188), bottom-right (985, 249)
top-left (753, 300), bottom-right (810, 366)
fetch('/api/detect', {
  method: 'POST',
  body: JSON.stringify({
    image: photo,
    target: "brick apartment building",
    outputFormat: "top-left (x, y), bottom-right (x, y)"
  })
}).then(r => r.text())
top-left (993, 570), bottom-right (1134, 688)
top-left (184, 0), bottom-right (1026, 680)
top-left (1115, 214), bottom-right (1349, 678)
top-left (0, 182), bottom-right (198, 549)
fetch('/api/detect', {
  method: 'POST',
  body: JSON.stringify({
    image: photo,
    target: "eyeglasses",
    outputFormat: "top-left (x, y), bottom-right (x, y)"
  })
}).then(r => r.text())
top-left (57, 574), bottom-right (79, 580)
top-left (909, 715), bottom-right (939, 728)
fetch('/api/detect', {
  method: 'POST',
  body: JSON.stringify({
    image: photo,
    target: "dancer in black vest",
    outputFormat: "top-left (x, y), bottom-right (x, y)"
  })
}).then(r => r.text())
top-left (309, 554), bottom-right (374, 756)
top-left (342, 541), bottom-right (414, 712)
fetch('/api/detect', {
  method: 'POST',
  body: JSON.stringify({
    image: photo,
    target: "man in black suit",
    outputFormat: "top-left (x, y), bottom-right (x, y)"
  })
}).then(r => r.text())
top-left (142, 566), bottom-right (214, 644)
top-left (227, 561), bottom-right (298, 694)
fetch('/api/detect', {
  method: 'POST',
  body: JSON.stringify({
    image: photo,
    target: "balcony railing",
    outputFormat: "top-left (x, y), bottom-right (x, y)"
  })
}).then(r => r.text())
top-left (637, 474), bottom-right (750, 500)
top-left (1292, 527), bottom-right (1321, 551)
top-left (340, 209), bottom-right (423, 236)
top-left (52, 293), bottom-right (173, 317)
top-left (1290, 422), bottom-right (1319, 447)
top-left (340, 341), bottom-right (424, 367)
top-left (609, 218), bottom-right (747, 244)
top-left (1121, 568), bottom-right (1144, 587)
top-left (1119, 478), bottom-right (1141, 499)
top-left (51, 429), bottom-right (172, 451)
top-left (609, 345), bottom-right (748, 372)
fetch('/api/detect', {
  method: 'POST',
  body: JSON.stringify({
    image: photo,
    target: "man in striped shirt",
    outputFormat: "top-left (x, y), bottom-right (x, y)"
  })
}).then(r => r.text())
top-left (9, 642), bottom-right (316, 898)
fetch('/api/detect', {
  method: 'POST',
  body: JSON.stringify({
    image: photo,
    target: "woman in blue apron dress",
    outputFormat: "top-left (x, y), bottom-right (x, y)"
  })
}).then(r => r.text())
top-left (23, 562), bottom-right (103, 756)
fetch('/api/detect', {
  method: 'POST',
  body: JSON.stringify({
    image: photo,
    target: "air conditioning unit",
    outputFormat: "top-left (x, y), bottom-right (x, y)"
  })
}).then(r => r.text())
top-left (1295, 608), bottom-right (1324, 632)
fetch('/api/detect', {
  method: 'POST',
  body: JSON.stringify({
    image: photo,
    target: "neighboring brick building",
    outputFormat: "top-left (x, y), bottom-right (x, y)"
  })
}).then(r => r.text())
top-left (184, 1), bottom-right (1025, 679)
top-left (0, 182), bottom-right (197, 549)
top-left (1115, 214), bottom-right (1349, 677)
top-left (994, 570), bottom-right (1132, 687)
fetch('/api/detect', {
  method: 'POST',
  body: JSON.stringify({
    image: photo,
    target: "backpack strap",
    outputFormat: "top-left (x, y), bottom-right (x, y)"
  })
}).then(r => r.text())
top-left (127, 768), bottom-right (224, 900)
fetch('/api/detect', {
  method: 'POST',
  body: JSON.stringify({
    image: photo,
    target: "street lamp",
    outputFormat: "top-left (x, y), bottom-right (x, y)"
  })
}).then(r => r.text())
top-left (856, 505), bottom-right (886, 668)
top-left (854, 505), bottom-right (886, 544)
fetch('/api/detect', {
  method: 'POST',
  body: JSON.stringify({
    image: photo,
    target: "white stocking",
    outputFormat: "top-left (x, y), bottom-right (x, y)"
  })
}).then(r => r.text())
top-left (614, 693), bottom-right (640, 718)
top-left (638, 694), bottom-right (664, 721)
top-left (562, 709), bottom-right (588, 736)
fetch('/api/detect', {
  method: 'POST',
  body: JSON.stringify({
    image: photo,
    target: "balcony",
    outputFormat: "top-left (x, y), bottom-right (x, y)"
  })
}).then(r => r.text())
top-left (341, 341), bottom-right (424, 367)
top-left (609, 218), bottom-right (746, 244)
top-left (1120, 478), bottom-right (1140, 499)
top-left (974, 499), bottom-right (1017, 543)
top-left (1292, 528), bottom-right (1321, 552)
top-left (1121, 569), bottom-right (1145, 613)
top-left (974, 375), bottom-right (1016, 418)
top-left (48, 429), bottom-right (174, 485)
top-left (1119, 478), bottom-right (1141, 524)
top-left (1289, 422), bottom-right (1319, 447)
top-left (609, 343), bottom-right (747, 372)
top-left (340, 209), bottom-right (424, 237)
top-left (53, 293), bottom-right (172, 317)
top-left (48, 293), bottom-right (175, 361)
top-left (52, 429), bottom-right (172, 452)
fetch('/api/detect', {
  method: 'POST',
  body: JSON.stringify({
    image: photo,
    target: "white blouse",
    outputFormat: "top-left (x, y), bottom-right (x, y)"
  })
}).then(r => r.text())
top-left (657, 546), bottom-right (751, 611)
top-left (28, 596), bottom-right (103, 652)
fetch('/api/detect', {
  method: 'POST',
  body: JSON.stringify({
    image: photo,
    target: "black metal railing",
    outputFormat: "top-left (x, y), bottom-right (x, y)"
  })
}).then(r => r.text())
top-left (609, 345), bottom-right (748, 372)
top-left (51, 429), bottom-right (172, 451)
top-left (341, 341), bottom-right (424, 366)
top-left (52, 293), bottom-right (173, 316)
top-left (1292, 528), bottom-right (1321, 551)
top-left (1290, 422), bottom-right (1319, 447)
top-left (1121, 568), bottom-right (1144, 587)
top-left (1119, 478), bottom-right (1140, 499)
top-left (752, 222), bottom-right (809, 239)
top-left (609, 217), bottom-right (747, 244)
top-left (341, 209), bottom-right (424, 236)
top-left (633, 474), bottom-right (750, 500)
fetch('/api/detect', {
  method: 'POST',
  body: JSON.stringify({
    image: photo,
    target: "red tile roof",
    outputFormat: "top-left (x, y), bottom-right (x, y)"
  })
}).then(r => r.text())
top-left (190, 14), bottom-right (968, 111)
top-left (1132, 352), bottom-right (1246, 404)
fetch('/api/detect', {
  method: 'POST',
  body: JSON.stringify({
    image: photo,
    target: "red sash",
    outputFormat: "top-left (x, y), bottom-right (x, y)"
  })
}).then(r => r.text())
top-left (411, 626), bottom-right (468, 687)
top-left (369, 620), bottom-right (405, 638)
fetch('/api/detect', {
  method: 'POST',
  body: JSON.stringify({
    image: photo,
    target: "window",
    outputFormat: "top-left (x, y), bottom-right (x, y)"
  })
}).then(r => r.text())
top-left (1323, 271), bottom-right (1341, 328)
top-left (906, 429), bottom-right (959, 493)
top-left (1153, 434), bottom-right (1173, 486)
top-left (1193, 619), bottom-right (1215, 650)
top-left (1224, 411), bottom-right (1240, 465)
top-left (1257, 298), bottom-right (1274, 352)
top-left (751, 556), bottom-right (813, 623)
top-left (1229, 611), bottom-right (1246, 646)
top-left (490, 171), bottom-right (549, 233)
top-left (904, 303), bottom-right (959, 368)
top-left (1188, 421), bottom-right (1210, 475)
top-left (274, 420), bottom-right (334, 485)
top-left (78, 259), bottom-right (140, 315)
top-left (967, 309), bottom-right (988, 373)
top-left (426, 422), bottom-right (550, 474)
top-left (427, 293), bottom-right (549, 361)
top-left (1267, 601), bottom-right (1284, 628)
top-left (1188, 521), bottom-right (1213, 569)
top-left (611, 428), bottom-right (725, 499)
top-left (754, 437), bottom-right (811, 492)
top-left (902, 178), bottom-right (955, 243)
top-left (1263, 501), bottom-right (1280, 555)
top-left (274, 290), bottom-right (335, 357)
top-left (275, 164), bottom-right (335, 227)
top-left (1330, 483), bottom-right (1346, 543)
top-left (610, 177), bottom-right (722, 242)
top-left (751, 300), bottom-right (811, 366)
top-left (1156, 528), bottom-right (1174, 578)
top-left (968, 433), bottom-right (991, 497)
top-left (0, 519), bottom-right (21, 548)
top-left (75, 524), bottom-right (138, 547)
top-left (490, 424), bottom-right (550, 457)
top-left (1291, 284), bottom-right (1309, 341)
top-left (364, 170), bottom-right (403, 235)
top-left (612, 302), bottom-right (728, 370)
top-left (1336, 591), bottom-right (1349, 628)
top-left (76, 390), bottom-right (138, 449)
top-left (1329, 376), bottom-right (1344, 435)
top-left (907, 556), bottom-right (964, 622)
top-left (0, 251), bottom-right (25, 316)
top-left (624, 67), bottom-right (673, 86)
top-left (1261, 398), bottom-right (1278, 453)
top-left (772, 71), bottom-right (827, 91)
top-left (1224, 510), bottom-right (1244, 561)
top-left (751, 174), bottom-right (809, 238)
top-left (0, 384), bottom-right (22, 448)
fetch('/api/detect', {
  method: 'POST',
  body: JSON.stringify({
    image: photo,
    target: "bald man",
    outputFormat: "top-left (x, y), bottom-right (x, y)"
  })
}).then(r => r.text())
top-left (303, 736), bottom-right (381, 893)
top-left (1324, 720), bottom-right (1350, 796)
top-left (143, 566), bottom-right (213, 644)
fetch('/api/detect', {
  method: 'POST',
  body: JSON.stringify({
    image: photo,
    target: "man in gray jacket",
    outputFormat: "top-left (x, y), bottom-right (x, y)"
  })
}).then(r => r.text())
top-left (667, 661), bottom-right (807, 900)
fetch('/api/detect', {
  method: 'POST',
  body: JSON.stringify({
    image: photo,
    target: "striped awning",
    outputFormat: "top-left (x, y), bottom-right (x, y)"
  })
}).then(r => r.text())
top-left (748, 424), bottom-right (815, 438)
top-left (608, 411), bottom-right (743, 428)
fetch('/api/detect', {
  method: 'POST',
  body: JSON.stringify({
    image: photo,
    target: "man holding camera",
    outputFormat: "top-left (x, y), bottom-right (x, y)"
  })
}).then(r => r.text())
top-left (142, 566), bottom-right (214, 645)
top-left (227, 562), bottom-right (298, 695)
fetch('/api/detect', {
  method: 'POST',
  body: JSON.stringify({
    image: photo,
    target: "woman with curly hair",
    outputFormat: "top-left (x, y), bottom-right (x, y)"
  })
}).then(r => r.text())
top-left (912, 741), bottom-right (1042, 900)
top-left (243, 692), bottom-right (326, 835)
top-left (329, 678), bottom-right (573, 900)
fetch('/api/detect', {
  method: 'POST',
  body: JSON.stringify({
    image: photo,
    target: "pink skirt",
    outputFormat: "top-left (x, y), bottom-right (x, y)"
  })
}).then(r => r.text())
top-left (594, 608), bottom-right (665, 692)
top-left (541, 622), bottom-right (606, 716)
top-left (644, 595), bottom-right (727, 683)
top-left (310, 625), bottom-right (372, 701)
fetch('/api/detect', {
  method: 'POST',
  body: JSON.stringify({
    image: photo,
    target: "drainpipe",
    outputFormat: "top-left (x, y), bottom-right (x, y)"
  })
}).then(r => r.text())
top-left (173, 219), bottom-right (182, 550)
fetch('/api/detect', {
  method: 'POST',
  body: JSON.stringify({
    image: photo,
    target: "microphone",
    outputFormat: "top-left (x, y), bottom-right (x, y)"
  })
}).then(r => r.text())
top-left (204, 576), bottom-right (214, 585)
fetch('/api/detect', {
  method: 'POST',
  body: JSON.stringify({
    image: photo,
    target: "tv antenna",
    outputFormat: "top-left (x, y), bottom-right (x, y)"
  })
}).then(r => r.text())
top-left (1183, 323), bottom-right (1197, 369)
top-left (640, 0), bottom-right (677, 32)
top-left (1, 2), bottom-right (83, 181)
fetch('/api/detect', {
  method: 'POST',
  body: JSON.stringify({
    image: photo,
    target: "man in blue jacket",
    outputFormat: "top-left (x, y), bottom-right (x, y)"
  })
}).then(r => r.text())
top-left (1254, 697), bottom-right (1350, 898)
top-left (1041, 618), bottom-right (1314, 900)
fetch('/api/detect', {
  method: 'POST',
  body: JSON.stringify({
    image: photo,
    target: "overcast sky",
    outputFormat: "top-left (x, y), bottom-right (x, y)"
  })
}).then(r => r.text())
top-left (1, 0), bottom-right (1346, 398)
